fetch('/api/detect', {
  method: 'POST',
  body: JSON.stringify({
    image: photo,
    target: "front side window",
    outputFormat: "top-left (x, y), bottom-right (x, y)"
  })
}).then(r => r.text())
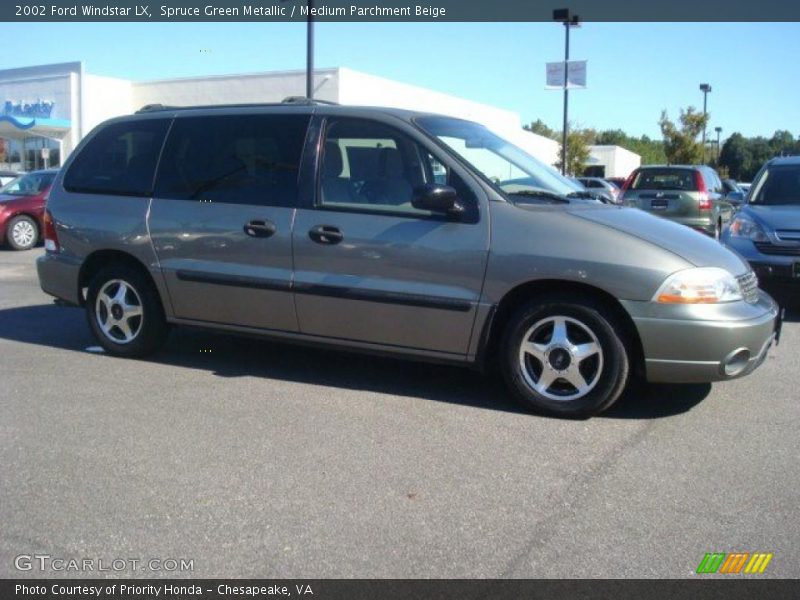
top-left (750, 164), bottom-right (800, 206)
top-left (416, 116), bottom-right (576, 201)
top-left (64, 119), bottom-right (169, 196)
top-left (319, 118), bottom-right (475, 217)
top-left (154, 114), bottom-right (310, 207)
top-left (0, 171), bottom-right (55, 196)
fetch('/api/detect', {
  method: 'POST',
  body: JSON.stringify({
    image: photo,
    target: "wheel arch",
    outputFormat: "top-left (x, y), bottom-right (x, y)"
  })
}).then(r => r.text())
top-left (78, 249), bottom-right (163, 309)
top-left (479, 279), bottom-right (645, 379)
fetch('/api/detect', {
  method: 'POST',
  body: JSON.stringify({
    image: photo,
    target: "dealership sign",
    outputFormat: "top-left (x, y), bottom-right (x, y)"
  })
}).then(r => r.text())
top-left (3, 100), bottom-right (55, 119)
top-left (545, 60), bottom-right (587, 89)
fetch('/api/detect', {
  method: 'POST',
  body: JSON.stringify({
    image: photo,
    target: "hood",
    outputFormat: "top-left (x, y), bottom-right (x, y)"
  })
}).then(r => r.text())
top-left (566, 205), bottom-right (749, 275)
top-left (742, 204), bottom-right (800, 231)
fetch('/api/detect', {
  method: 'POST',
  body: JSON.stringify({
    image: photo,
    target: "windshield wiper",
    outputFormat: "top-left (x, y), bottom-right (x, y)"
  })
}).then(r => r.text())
top-left (566, 190), bottom-right (596, 199)
top-left (567, 191), bottom-right (611, 203)
top-left (506, 189), bottom-right (570, 203)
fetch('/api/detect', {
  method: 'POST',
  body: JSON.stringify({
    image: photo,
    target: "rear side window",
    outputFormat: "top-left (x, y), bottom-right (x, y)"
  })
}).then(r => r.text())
top-left (154, 114), bottom-right (310, 207)
top-left (64, 119), bottom-right (169, 196)
top-left (630, 169), bottom-right (698, 191)
top-left (703, 169), bottom-right (722, 193)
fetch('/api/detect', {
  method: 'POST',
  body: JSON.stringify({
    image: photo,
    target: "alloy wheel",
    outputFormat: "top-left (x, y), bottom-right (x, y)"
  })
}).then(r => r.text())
top-left (518, 316), bottom-right (604, 401)
top-left (95, 279), bottom-right (144, 344)
top-left (11, 219), bottom-right (36, 248)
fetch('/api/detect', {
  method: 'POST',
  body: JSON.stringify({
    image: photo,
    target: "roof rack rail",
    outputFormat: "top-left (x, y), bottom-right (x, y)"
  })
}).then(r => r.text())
top-left (136, 104), bottom-right (178, 113)
top-left (135, 98), bottom-right (338, 114)
top-left (281, 96), bottom-right (339, 105)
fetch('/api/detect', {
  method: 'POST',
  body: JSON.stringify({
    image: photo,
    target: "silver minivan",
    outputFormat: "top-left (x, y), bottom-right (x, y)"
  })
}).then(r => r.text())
top-left (37, 101), bottom-right (780, 417)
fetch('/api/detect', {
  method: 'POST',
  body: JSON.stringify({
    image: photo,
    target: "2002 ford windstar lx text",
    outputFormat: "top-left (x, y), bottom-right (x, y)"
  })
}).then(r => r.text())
top-left (37, 101), bottom-right (780, 417)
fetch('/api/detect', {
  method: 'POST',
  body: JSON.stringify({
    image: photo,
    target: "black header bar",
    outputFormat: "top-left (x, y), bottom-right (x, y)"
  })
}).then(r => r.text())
top-left (3, 0), bottom-right (800, 22)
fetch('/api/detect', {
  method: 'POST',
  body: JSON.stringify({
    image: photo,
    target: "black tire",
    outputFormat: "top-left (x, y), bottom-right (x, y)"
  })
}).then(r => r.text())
top-left (85, 264), bottom-right (169, 358)
top-left (500, 293), bottom-right (630, 418)
top-left (5, 215), bottom-right (38, 251)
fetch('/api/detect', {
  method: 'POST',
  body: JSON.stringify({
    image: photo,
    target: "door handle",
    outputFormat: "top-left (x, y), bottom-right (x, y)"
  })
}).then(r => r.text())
top-left (309, 225), bottom-right (343, 245)
top-left (244, 219), bottom-right (277, 238)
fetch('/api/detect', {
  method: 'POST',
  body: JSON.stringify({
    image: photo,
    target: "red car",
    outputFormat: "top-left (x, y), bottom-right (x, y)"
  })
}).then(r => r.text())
top-left (0, 169), bottom-right (58, 251)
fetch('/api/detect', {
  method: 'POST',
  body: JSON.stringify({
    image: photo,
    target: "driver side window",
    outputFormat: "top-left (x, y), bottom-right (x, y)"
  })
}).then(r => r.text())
top-left (319, 118), bottom-right (474, 218)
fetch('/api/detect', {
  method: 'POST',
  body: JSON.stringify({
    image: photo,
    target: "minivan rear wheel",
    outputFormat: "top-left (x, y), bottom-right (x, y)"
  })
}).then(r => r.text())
top-left (86, 264), bottom-right (168, 358)
top-left (500, 294), bottom-right (630, 417)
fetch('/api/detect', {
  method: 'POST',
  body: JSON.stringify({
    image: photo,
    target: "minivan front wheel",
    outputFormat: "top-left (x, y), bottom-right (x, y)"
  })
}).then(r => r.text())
top-left (501, 294), bottom-right (630, 417)
top-left (86, 265), bottom-right (168, 357)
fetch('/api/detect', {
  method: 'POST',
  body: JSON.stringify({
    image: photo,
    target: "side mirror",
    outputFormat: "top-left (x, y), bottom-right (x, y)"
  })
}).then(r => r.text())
top-left (727, 191), bottom-right (745, 205)
top-left (412, 184), bottom-right (463, 216)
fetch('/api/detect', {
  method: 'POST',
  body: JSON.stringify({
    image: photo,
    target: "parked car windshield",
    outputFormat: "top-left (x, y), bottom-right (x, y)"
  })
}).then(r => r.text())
top-left (750, 164), bottom-right (800, 206)
top-left (630, 168), bottom-right (698, 191)
top-left (415, 116), bottom-right (575, 199)
top-left (0, 171), bottom-right (55, 196)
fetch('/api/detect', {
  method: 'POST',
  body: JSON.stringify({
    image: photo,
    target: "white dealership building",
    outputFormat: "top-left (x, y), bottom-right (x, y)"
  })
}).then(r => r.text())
top-left (0, 61), bottom-right (563, 170)
top-left (585, 144), bottom-right (641, 179)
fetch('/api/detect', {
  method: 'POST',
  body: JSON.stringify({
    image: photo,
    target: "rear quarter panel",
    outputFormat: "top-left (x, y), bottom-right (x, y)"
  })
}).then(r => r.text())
top-left (45, 170), bottom-right (168, 311)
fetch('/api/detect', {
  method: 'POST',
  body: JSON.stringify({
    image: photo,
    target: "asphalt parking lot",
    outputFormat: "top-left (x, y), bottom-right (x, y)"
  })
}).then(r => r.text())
top-left (1, 248), bottom-right (798, 579)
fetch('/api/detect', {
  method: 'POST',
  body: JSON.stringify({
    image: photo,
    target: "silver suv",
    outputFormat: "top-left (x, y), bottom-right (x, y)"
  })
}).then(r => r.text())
top-left (37, 102), bottom-right (780, 417)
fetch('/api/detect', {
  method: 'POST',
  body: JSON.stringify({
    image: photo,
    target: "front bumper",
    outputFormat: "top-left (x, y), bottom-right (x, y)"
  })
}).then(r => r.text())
top-left (621, 291), bottom-right (779, 383)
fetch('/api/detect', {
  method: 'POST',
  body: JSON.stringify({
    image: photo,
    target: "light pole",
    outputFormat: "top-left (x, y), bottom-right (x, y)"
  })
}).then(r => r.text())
top-left (699, 83), bottom-right (712, 164)
top-left (553, 8), bottom-right (580, 175)
top-left (714, 126), bottom-right (722, 162)
top-left (281, 0), bottom-right (315, 99)
top-left (306, 0), bottom-right (314, 99)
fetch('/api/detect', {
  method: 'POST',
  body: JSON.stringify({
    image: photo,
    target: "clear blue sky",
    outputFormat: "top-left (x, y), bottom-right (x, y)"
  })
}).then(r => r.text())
top-left (1, 21), bottom-right (798, 140)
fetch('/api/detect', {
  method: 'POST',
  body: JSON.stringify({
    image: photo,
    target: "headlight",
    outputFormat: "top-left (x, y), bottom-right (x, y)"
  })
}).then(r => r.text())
top-left (729, 215), bottom-right (768, 242)
top-left (654, 267), bottom-right (743, 304)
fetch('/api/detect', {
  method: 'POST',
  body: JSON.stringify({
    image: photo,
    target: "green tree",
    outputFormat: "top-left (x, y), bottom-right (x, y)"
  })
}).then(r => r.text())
top-left (770, 130), bottom-right (795, 157)
top-left (719, 133), bottom-right (752, 180)
top-left (659, 107), bottom-right (709, 165)
top-left (595, 129), bottom-right (628, 147)
top-left (556, 127), bottom-right (592, 176)
top-left (524, 119), bottom-right (558, 140)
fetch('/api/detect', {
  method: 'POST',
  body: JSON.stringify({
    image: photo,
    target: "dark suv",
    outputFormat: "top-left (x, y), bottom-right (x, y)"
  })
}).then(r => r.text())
top-left (722, 156), bottom-right (800, 287)
top-left (620, 165), bottom-right (737, 238)
top-left (37, 101), bottom-right (778, 417)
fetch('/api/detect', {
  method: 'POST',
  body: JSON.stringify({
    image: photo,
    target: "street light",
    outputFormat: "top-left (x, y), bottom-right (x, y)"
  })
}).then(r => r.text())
top-left (714, 126), bottom-right (722, 162)
top-left (699, 83), bottom-right (712, 164)
top-left (553, 8), bottom-right (580, 175)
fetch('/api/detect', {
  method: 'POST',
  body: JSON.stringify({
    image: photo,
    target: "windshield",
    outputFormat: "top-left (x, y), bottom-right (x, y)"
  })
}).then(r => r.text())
top-left (750, 164), bottom-right (800, 206)
top-left (416, 116), bottom-right (576, 199)
top-left (0, 171), bottom-right (55, 196)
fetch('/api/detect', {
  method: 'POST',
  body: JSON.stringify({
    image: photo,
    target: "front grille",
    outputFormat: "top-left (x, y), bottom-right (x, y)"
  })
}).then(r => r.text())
top-left (737, 271), bottom-right (759, 304)
top-left (775, 229), bottom-right (800, 242)
top-left (754, 241), bottom-right (800, 256)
